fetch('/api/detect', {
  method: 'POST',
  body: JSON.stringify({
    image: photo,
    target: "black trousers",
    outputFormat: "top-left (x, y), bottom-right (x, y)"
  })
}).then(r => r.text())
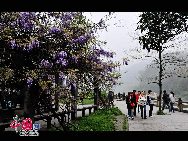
top-left (170, 102), bottom-right (175, 112)
top-left (149, 104), bottom-right (154, 117)
top-left (138, 105), bottom-right (140, 113)
top-left (134, 103), bottom-right (137, 116)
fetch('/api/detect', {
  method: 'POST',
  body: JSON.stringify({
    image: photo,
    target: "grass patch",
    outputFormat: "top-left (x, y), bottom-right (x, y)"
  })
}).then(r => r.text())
top-left (70, 107), bottom-right (122, 131)
top-left (82, 99), bottom-right (94, 105)
top-left (156, 110), bottom-right (166, 115)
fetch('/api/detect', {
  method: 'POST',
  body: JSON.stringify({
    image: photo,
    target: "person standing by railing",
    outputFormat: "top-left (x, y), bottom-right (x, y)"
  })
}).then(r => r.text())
top-left (169, 91), bottom-right (175, 113)
top-left (178, 98), bottom-right (183, 112)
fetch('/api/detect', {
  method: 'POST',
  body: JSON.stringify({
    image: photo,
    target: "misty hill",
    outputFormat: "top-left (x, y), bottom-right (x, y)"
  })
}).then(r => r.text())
top-left (113, 59), bottom-right (151, 95)
top-left (135, 51), bottom-right (188, 101)
top-left (113, 50), bottom-right (188, 102)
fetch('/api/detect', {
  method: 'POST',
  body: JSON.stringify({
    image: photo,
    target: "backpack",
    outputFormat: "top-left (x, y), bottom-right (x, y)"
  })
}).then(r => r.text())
top-left (147, 95), bottom-right (151, 105)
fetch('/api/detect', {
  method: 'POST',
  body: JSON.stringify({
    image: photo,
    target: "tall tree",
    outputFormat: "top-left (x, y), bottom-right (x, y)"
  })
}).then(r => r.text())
top-left (137, 12), bottom-right (188, 113)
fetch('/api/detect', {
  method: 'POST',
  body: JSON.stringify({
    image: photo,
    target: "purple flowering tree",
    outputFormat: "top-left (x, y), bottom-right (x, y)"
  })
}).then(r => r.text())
top-left (0, 12), bottom-right (121, 129)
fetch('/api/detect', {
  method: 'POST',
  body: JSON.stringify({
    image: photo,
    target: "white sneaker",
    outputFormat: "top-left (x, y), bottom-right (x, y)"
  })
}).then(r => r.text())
top-left (150, 116), bottom-right (153, 117)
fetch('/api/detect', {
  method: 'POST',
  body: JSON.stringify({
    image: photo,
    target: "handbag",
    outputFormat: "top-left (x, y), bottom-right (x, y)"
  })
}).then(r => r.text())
top-left (131, 103), bottom-right (135, 107)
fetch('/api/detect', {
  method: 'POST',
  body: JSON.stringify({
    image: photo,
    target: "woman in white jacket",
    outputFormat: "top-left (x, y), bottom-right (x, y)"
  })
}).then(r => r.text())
top-left (169, 91), bottom-right (175, 113)
top-left (138, 91), bottom-right (147, 119)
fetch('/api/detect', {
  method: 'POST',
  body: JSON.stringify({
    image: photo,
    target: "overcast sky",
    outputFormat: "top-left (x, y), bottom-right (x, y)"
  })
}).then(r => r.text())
top-left (84, 12), bottom-right (153, 94)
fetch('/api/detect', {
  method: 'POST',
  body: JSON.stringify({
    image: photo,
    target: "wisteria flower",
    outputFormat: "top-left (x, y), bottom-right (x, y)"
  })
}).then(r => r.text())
top-left (10, 40), bottom-right (17, 49)
top-left (49, 27), bottom-right (61, 34)
top-left (40, 59), bottom-right (52, 68)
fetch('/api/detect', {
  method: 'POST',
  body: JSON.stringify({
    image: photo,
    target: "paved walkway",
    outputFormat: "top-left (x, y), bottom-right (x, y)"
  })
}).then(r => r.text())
top-left (114, 100), bottom-right (188, 131)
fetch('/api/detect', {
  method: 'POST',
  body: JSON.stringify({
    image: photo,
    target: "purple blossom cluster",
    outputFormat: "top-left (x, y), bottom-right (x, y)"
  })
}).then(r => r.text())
top-left (94, 48), bottom-right (114, 58)
top-left (57, 51), bottom-right (67, 58)
top-left (49, 27), bottom-right (61, 34)
top-left (62, 12), bottom-right (73, 21)
top-left (56, 58), bottom-right (67, 66)
top-left (40, 59), bottom-right (53, 68)
top-left (20, 12), bottom-right (36, 20)
top-left (88, 55), bottom-right (98, 62)
top-left (25, 39), bottom-right (40, 50)
top-left (95, 58), bottom-right (102, 64)
top-left (10, 39), bottom-right (18, 49)
top-left (61, 12), bottom-right (77, 27)
top-left (106, 52), bottom-right (114, 58)
top-left (17, 12), bottom-right (36, 31)
top-left (27, 77), bottom-right (33, 87)
top-left (72, 34), bottom-right (91, 44)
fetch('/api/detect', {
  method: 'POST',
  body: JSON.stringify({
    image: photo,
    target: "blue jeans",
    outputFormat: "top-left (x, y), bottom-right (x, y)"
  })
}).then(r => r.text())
top-left (128, 109), bottom-right (133, 117)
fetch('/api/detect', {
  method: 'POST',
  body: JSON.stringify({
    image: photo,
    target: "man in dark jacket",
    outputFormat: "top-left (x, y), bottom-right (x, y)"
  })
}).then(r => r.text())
top-left (162, 90), bottom-right (170, 111)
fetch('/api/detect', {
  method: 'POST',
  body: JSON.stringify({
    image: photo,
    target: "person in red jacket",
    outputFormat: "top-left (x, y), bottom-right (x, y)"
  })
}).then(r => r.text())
top-left (136, 91), bottom-right (141, 113)
top-left (126, 92), bottom-right (135, 120)
top-left (132, 90), bottom-right (137, 116)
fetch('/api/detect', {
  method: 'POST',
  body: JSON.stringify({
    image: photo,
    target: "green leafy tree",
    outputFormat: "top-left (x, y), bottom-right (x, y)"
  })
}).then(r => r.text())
top-left (137, 12), bottom-right (188, 113)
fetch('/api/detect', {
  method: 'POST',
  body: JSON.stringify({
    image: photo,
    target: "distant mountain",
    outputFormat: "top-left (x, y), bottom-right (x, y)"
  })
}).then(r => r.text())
top-left (135, 51), bottom-right (188, 101)
top-left (113, 51), bottom-right (188, 102)
top-left (113, 59), bottom-right (151, 94)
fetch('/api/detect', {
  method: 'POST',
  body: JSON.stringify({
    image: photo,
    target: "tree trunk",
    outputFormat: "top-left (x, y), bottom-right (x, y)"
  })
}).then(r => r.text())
top-left (93, 76), bottom-right (99, 111)
top-left (94, 87), bottom-right (98, 111)
top-left (71, 82), bottom-right (78, 120)
top-left (24, 86), bottom-right (35, 121)
top-left (55, 72), bottom-right (60, 111)
top-left (158, 48), bottom-right (162, 112)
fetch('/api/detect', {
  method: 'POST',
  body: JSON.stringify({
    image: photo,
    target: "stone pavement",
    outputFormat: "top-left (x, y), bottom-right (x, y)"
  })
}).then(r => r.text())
top-left (114, 100), bottom-right (188, 131)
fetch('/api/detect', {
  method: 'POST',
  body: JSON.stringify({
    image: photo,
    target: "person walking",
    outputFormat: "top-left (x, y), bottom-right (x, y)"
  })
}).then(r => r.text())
top-left (169, 91), bottom-right (176, 113)
top-left (118, 92), bottom-right (121, 99)
top-left (122, 92), bottom-right (126, 100)
top-left (138, 91), bottom-right (147, 119)
top-left (108, 91), bottom-right (114, 106)
top-left (126, 92), bottom-right (134, 120)
top-left (137, 91), bottom-right (141, 113)
top-left (147, 90), bottom-right (154, 117)
top-left (162, 90), bottom-right (170, 111)
top-left (132, 90), bottom-right (137, 116)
